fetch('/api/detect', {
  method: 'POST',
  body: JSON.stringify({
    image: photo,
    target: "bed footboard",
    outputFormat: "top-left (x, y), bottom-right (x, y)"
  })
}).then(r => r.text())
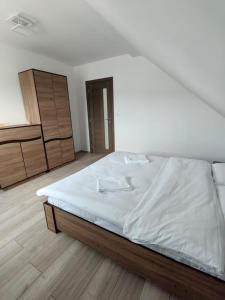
top-left (43, 201), bottom-right (225, 300)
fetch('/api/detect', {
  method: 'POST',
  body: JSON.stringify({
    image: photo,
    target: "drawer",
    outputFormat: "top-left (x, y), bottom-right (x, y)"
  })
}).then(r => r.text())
top-left (0, 125), bottom-right (42, 143)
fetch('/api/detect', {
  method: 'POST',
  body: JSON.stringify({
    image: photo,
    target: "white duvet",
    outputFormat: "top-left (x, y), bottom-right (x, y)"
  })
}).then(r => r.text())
top-left (124, 157), bottom-right (225, 277)
top-left (37, 152), bottom-right (225, 278)
top-left (37, 152), bottom-right (162, 228)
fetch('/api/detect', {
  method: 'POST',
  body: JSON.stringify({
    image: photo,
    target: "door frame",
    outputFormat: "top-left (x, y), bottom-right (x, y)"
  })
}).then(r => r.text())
top-left (85, 77), bottom-right (115, 153)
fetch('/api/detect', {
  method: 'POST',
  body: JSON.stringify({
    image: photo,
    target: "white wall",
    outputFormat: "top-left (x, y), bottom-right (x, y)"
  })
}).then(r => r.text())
top-left (74, 54), bottom-right (225, 162)
top-left (2, 43), bottom-right (225, 162)
top-left (0, 43), bottom-right (81, 151)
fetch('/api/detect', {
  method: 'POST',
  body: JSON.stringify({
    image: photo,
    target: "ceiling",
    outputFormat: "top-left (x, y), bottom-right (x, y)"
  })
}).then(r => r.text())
top-left (1, 0), bottom-right (225, 118)
top-left (87, 0), bottom-right (225, 117)
top-left (0, 0), bottom-right (136, 66)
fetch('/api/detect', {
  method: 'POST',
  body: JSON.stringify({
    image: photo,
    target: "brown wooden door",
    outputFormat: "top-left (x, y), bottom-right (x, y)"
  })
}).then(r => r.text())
top-left (60, 138), bottom-right (75, 163)
top-left (86, 78), bottom-right (114, 154)
top-left (45, 140), bottom-right (63, 169)
top-left (53, 75), bottom-right (73, 138)
top-left (21, 138), bottom-right (47, 177)
top-left (0, 143), bottom-right (26, 188)
top-left (33, 71), bottom-right (60, 141)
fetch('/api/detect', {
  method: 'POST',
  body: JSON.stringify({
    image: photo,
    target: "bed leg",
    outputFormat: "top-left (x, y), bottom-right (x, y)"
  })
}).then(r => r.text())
top-left (43, 201), bottom-right (60, 233)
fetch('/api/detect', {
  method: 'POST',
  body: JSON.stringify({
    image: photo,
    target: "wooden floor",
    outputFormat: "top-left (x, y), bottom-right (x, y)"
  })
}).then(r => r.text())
top-left (0, 152), bottom-right (180, 300)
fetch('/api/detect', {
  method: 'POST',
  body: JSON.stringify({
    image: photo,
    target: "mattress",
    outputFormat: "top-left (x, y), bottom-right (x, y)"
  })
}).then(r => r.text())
top-left (37, 152), bottom-right (225, 280)
top-left (48, 196), bottom-right (123, 236)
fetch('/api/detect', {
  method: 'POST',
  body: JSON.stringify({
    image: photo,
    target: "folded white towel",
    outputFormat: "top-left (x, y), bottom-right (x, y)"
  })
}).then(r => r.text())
top-left (97, 177), bottom-right (132, 193)
top-left (124, 153), bottom-right (149, 164)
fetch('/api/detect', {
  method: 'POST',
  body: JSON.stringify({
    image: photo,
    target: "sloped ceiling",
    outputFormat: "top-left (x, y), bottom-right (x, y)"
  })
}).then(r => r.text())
top-left (1, 0), bottom-right (224, 117)
top-left (0, 0), bottom-right (136, 65)
top-left (86, 0), bottom-right (225, 117)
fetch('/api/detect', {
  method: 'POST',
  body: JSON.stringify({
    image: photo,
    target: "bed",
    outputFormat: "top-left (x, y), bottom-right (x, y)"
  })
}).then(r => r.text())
top-left (37, 152), bottom-right (225, 300)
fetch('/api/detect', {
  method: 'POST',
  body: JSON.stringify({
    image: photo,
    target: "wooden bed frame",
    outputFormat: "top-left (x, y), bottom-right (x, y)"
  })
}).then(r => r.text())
top-left (43, 201), bottom-right (225, 300)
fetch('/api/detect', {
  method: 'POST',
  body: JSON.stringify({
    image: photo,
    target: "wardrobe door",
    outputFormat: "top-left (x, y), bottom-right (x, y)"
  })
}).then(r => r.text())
top-left (34, 71), bottom-right (60, 141)
top-left (60, 138), bottom-right (75, 163)
top-left (21, 139), bottom-right (47, 177)
top-left (53, 75), bottom-right (73, 138)
top-left (45, 140), bottom-right (62, 169)
top-left (0, 143), bottom-right (26, 188)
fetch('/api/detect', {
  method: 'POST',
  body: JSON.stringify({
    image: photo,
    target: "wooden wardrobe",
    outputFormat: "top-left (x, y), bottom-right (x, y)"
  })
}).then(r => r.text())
top-left (19, 69), bottom-right (75, 170)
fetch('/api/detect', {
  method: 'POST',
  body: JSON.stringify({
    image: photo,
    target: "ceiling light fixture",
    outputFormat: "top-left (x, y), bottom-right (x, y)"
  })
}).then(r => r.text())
top-left (6, 13), bottom-right (37, 36)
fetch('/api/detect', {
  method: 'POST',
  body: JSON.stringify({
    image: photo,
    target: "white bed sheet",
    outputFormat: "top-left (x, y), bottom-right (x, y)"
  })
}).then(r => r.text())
top-left (38, 152), bottom-right (165, 229)
top-left (37, 152), bottom-right (225, 280)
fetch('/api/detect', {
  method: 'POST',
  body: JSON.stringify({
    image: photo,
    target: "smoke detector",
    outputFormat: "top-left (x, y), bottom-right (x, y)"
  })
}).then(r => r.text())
top-left (6, 13), bottom-right (37, 36)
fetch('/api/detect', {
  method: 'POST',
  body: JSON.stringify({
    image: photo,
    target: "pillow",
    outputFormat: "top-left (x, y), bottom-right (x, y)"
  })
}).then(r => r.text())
top-left (216, 185), bottom-right (225, 218)
top-left (212, 163), bottom-right (225, 185)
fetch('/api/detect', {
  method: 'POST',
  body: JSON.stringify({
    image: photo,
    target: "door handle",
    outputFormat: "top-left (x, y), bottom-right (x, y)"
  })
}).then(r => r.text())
top-left (105, 118), bottom-right (112, 124)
